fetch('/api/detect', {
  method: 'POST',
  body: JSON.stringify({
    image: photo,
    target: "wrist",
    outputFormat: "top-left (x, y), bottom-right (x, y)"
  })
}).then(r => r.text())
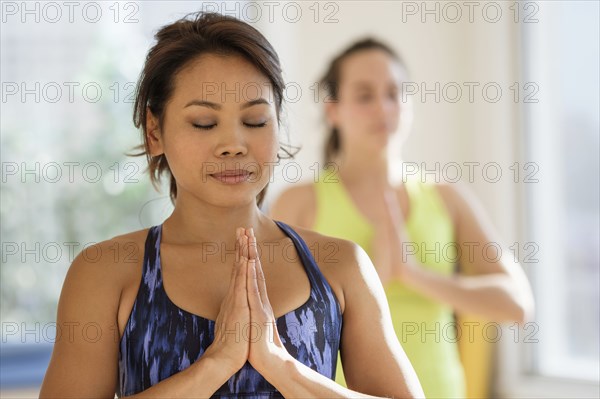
top-left (201, 348), bottom-right (242, 380)
top-left (402, 261), bottom-right (428, 288)
top-left (254, 349), bottom-right (295, 381)
top-left (391, 256), bottom-right (419, 285)
top-left (185, 350), bottom-right (239, 391)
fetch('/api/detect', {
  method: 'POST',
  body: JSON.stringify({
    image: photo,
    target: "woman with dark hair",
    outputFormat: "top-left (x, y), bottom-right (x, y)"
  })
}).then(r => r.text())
top-left (270, 37), bottom-right (535, 398)
top-left (39, 13), bottom-right (424, 398)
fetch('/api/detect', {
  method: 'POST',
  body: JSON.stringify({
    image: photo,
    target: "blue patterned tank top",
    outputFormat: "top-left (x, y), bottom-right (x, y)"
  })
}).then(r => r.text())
top-left (117, 221), bottom-right (342, 398)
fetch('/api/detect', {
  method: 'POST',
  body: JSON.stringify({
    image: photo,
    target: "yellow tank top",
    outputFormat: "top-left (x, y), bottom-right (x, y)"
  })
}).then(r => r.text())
top-left (312, 168), bottom-right (466, 398)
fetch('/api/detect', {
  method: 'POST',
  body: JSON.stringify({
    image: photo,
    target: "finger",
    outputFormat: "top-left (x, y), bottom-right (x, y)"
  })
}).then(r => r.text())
top-left (234, 230), bottom-right (248, 292)
top-left (227, 251), bottom-right (243, 302)
top-left (247, 259), bottom-right (263, 311)
top-left (236, 227), bottom-right (244, 263)
top-left (253, 253), bottom-right (269, 306)
top-left (233, 232), bottom-right (240, 275)
top-left (248, 228), bottom-right (269, 306)
top-left (248, 228), bottom-right (258, 260)
top-left (222, 247), bottom-right (243, 317)
top-left (242, 234), bottom-right (249, 260)
top-left (234, 255), bottom-right (249, 308)
top-left (230, 230), bottom-right (242, 283)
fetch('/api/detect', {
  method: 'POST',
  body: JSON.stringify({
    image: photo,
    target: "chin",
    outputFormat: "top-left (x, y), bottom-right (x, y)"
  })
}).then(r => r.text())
top-left (210, 194), bottom-right (258, 208)
top-left (372, 132), bottom-right (391, 146)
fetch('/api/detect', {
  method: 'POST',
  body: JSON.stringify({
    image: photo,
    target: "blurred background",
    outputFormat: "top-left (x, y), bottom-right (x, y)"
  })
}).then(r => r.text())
top-left (1, 1), bottom-right (598, 397)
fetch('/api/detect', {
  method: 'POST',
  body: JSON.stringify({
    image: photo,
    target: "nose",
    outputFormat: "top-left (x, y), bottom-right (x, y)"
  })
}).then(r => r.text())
top-left (220, 148), bottom-right (245, 156)
top-left (216, 129), bottom-right (247, 157)
top-left (373, 96), bottom-right (388, 118)
top-left (375, 95), bottom-right (398, 117)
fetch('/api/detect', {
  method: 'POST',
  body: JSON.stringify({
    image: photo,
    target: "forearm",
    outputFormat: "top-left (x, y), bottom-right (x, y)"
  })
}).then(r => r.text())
top-left (403, 266), bottom-right (531, 323)
top-left (377, 223), bottom-right (533, 324)
top-left (122, 353), bottom-right (234, 398)
top-left (262, 354), bottom-right (409, 399)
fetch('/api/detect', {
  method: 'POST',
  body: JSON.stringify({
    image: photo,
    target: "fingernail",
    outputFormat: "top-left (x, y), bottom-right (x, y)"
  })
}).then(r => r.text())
top-left (249, 227), bottom-right (254, 236)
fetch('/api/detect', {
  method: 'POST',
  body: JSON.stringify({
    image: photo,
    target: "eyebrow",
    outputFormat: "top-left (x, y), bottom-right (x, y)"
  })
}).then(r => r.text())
top-left (352, 82), bottom-right (372, 90)
top-left (352, 82), bottom-right (399, 92)
top-left (183, 98), bottom-right (270, 110)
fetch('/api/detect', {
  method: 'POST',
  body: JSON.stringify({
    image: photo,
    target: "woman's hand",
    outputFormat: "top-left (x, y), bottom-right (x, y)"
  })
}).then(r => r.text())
top-left (203, 228), bottom-right (251, 376)
top-left (245, 228), bottom-right (292, 374)
top-left (373, 187), bottom-right (420, 284)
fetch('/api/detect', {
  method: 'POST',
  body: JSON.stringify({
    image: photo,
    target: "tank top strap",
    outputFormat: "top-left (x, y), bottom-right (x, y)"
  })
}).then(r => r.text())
top-left (274, 220), bottom-right (341, 314)
top-left (141, 224), bottom-right (163, 303)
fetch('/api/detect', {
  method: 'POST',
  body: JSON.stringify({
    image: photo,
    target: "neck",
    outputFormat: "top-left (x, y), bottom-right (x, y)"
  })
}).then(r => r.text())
top-left (333, 145), bottom-right (391, 186)
top-left (162, 191), bottom-right (274, 246)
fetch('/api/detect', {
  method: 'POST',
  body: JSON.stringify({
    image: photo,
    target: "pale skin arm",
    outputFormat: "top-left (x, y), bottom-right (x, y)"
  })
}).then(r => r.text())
top-left (245, 228), bottom-right (425, 398)
top-left (379, 182), bottom-right (535, 324)
top-left (271, 183), bottom-right (533, 324)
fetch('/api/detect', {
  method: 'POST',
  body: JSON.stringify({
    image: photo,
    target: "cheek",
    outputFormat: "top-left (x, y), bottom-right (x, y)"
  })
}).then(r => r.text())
top-left (249, 137), bottom-right (278, 183)
top-left (390, 104), bottom-right (401, 119)
top-left (162, 135), bottom-right (210, 175)
top-left (166, 137), bottom-right (199, 160)
top-left (340, 103), bottom-right (371, 125)
top-left (251, 131), bottom-right (279, 160)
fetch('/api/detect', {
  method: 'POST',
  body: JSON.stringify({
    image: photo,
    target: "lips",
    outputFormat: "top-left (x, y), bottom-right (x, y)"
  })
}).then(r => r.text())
top-left (211, 170), bottom-right (251, 178)
top-left (209, 170), bottom-right (252, 184)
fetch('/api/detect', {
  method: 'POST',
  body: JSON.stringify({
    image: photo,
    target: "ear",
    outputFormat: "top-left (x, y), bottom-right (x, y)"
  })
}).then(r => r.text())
top-left (146, 107), bottom-right (164, 156)
top-left (324, 101), bottom-right (339, 129)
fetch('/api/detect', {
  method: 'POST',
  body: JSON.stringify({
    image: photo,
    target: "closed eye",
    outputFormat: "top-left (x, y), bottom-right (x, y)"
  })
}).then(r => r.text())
top-left (192, 122), bottom-right (267, 130)
top-left (192, 123), bottom-right (215, 130)
top-left (244, 122), bottom-right (267, 128)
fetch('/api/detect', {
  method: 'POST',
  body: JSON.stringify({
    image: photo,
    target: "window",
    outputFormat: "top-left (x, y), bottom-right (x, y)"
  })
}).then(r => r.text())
top-left (499, 1), bottom-right (599, 397)
top-left (0, 2), bottom-right (201, 390)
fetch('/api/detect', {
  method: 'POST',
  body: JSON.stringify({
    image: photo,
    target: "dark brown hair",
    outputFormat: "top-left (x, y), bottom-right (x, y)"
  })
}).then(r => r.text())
top-left (318, 37), bottom-right (407, 165)
top-left (129, 11), bottom-right (296, 208)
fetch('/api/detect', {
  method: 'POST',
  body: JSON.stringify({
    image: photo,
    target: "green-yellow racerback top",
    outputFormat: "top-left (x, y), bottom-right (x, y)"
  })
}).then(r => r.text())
top-left (311, 167), bottom-right (466, 398)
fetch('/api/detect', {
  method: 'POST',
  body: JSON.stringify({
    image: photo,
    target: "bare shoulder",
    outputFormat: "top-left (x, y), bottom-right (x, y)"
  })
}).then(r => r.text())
top-left (269, 183), bottom-right (316, 228)
top-left (59, 227), bottom-right (151, 321)
top-left (39, 227), bottom-right (150, 397)
top-left (282, 223), bottom-right (374, 315)
top-left (77, 228), bottom-right (148, 261)
top-left (55, 227), bottom-right (151, 343)
top-left (287, 223), bottom-right (359, 265)
top-left (433, 181), bottom-right (489, 227)
top-left (103, 228), bottom-right (150, 278)
top-left (430, 181), bottom-right (471, 225)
